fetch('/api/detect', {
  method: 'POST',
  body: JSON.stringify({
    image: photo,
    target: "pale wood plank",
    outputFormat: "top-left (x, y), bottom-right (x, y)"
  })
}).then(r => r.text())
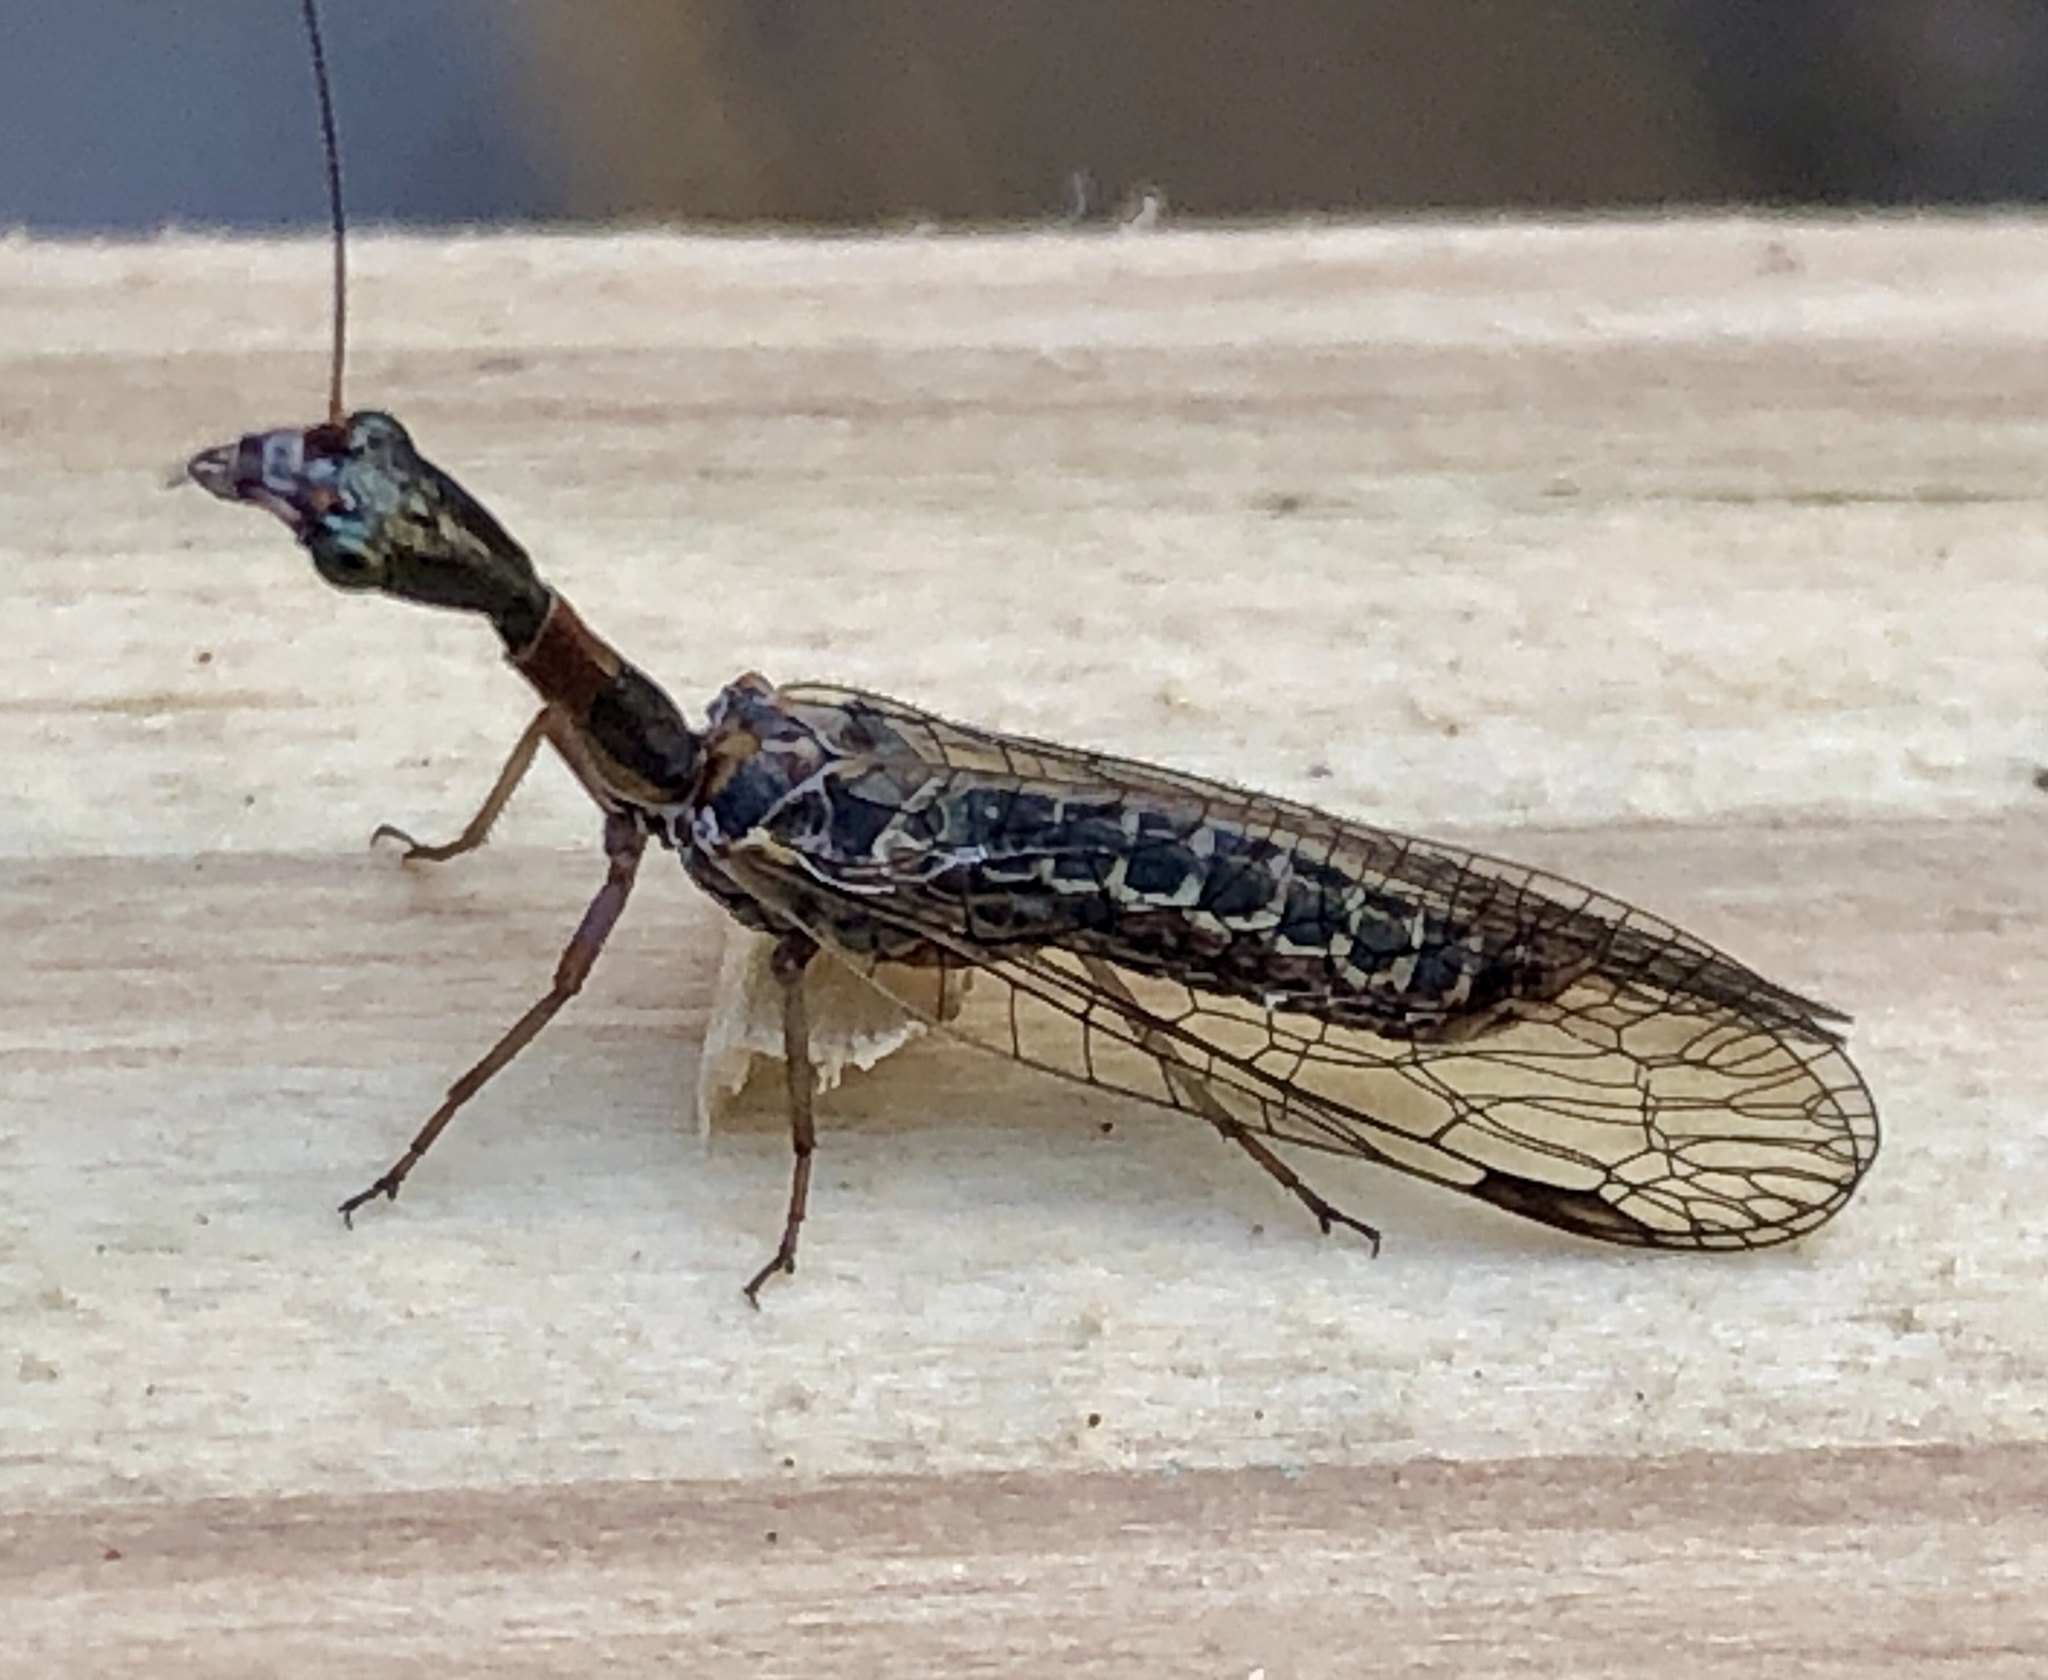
top-left (1, 218), bottom-right (2043, 1670)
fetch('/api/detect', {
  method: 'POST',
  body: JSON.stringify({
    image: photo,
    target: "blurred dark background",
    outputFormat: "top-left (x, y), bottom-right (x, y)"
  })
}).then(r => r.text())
top-left (5, 0), bottom-right (2048, 229)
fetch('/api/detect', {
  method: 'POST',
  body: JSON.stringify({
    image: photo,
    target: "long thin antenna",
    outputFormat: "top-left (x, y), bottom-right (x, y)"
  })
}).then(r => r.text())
top-left (300, 0), bottom-right (347, 425)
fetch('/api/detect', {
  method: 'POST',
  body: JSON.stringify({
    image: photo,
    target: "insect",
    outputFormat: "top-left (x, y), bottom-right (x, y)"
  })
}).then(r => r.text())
top-left (183, 3), bottom-right (1879, 1298)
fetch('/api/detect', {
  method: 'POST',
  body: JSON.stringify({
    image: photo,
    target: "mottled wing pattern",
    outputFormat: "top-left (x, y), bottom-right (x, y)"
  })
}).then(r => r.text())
top-left (723, 685), bottom-right (1879, 1249)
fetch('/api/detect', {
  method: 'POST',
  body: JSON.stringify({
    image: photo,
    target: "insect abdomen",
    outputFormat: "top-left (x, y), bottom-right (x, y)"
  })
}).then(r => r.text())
top-left (756, 761), bottom-right (1565, 1036)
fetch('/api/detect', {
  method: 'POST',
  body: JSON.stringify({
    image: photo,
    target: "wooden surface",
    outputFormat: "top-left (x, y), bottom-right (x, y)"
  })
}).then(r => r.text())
top-left (3, 218), bottom-right (2047, 1673)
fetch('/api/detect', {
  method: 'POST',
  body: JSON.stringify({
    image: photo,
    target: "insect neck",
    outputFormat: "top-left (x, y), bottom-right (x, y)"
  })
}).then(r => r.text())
top-left (509, 590), bottom-right (705, 805)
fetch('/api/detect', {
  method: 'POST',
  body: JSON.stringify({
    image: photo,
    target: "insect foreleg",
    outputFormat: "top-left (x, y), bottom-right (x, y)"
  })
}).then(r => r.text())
top-left (340, 809), bottom-right (649, 1223)
top-left (742, 931), bottom-right (821, 1305)
top-left (371, 706), bottom-right (555, 863)
top-left (1077, 958), bottom-right (1382, 1254)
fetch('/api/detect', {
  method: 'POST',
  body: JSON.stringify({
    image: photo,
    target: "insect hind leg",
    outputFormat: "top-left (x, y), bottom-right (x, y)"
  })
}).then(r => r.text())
top-left (1073, 958), bottom-right (1381, 1254)
top-left (1153, 1058), bottom-right (1381, 1254)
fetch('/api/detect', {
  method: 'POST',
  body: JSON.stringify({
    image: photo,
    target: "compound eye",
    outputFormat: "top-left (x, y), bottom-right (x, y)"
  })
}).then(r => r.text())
top-left (312, 540), bottom-right (383, 590)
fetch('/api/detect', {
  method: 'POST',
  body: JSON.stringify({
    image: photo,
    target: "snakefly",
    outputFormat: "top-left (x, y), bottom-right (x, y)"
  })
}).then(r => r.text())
top-left (183, 2), bottom-right (1878, 1298)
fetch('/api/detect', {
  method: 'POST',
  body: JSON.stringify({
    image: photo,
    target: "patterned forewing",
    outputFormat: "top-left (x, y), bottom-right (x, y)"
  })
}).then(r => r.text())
top-left (711, 685), bottom-right (1878, 1248)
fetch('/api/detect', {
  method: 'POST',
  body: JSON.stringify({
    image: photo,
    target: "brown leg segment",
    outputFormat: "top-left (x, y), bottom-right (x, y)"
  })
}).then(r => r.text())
top-left (371, 706), bottom-right (553, 862)
top-left (1077, 958), bottom-right (1381, 1255)
top-left (1197, 1114), bottom-right (1382, 1255)
top-left (742, 932), bottom-right (819, 1304)
top-left (340, 810), bottom-right (648, 1222)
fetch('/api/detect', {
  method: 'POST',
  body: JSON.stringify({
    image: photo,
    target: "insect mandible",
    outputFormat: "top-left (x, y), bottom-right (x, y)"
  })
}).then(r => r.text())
top-left (183, 2), bottom-right (1880, 1299)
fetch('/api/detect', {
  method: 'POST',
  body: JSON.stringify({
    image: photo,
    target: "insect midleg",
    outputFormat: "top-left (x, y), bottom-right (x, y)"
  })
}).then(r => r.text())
top-left (742, 932), bottom-right (821, 1304)
top-left (1078, 958), bottom-right (1383, 1253)
top-left (339, 809), bottom-right (649, 1222)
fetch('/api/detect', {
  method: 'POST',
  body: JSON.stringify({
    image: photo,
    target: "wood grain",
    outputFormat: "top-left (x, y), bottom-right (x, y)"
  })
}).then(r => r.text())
top-left (2, 218), bottom-right (2045, 1671)
top-left (7, 1443), bottom-right (2044, 1678)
